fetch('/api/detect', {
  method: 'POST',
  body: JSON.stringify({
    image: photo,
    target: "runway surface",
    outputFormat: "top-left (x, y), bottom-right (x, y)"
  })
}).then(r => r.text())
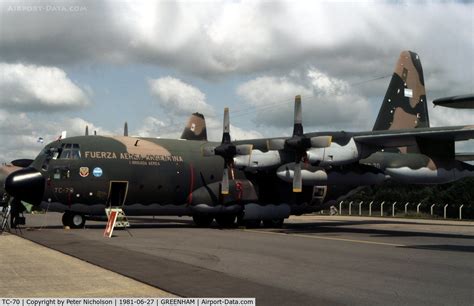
top-left (8, 213), bottom-right (474, 306)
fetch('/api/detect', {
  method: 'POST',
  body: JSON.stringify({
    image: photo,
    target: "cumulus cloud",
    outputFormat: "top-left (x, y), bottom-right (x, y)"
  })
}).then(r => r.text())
top-left (237, 68), bottom-right (371, 131)
top-left (0, 63), bottom-right (90, 112)
top-left (429, 107), bottom-right (474, 128)
top-left (0, 113), bottom-right (111, 162)
top-left (141, 77), bottom-right (262, 140)
top-left (0, 1), bottom-right (471, 90)
top-left (135, 116), bottom-right (181, 138)
top-left (148, 77), bottom-right (214, 116)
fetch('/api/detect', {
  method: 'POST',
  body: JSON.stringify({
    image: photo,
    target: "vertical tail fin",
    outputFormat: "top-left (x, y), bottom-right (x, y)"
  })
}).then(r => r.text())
top-left (180, 112), bottom-right (208, 141)
top-left (373, 51), bottom-right (429, 131)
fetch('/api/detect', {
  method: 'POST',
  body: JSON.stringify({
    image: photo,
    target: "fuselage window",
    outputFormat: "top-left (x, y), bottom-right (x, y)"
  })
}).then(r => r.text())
top-left (59, 143), bottom-right (81, 159)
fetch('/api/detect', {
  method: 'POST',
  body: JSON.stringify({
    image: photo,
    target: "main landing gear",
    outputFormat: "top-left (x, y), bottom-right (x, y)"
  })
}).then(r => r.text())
top-left (62, 211), bottom-right (86, 229)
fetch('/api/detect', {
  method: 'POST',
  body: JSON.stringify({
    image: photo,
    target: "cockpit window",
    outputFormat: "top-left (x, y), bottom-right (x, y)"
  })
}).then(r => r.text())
top-left (59, 143), bottom-right (81, 159)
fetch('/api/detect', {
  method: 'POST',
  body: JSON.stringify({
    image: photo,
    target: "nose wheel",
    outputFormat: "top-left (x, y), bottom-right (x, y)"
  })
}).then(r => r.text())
top-left (62, 211), bottom-right (86, 228)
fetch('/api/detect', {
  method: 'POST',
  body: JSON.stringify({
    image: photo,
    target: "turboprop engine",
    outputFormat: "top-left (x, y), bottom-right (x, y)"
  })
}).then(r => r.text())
top-left (233, 150), bottom-right (282, 170)
top-left (307, 138), bottom-right (363, 166)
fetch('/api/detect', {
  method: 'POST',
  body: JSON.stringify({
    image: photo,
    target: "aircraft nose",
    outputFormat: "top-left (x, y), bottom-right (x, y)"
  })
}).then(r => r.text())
top-left (5, 167), bottom-right (45, 205)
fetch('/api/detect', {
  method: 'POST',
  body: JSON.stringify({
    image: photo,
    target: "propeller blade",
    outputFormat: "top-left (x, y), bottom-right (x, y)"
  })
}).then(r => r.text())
top-left (310, 136), bottom-right (332, 148)
top-left (222, 107), bottom-right (231, 144)
top-left (124, 122), bottom-right (128, 136)
top-left (221, 164), bottom-right (229, 195)
top-left (267, 139), bottom-right (285, 151)
top-left (292, 95), bottom-right (303, 137)
top-left (236, 144), bottom-right (253, 155)
top-left (293, 161), bottom-right (302, 193)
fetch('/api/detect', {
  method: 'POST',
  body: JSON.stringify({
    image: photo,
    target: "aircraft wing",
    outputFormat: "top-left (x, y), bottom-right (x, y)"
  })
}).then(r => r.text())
top-left (353, 126), bottom-right (474, 147)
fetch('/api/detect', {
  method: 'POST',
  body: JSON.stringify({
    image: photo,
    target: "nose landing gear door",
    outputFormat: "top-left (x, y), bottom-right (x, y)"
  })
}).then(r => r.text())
top-left (107, 181), bottom-right (129, 207)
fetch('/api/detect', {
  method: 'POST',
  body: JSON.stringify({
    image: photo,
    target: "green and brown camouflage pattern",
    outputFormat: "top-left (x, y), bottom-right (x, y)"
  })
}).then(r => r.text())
top-left (373, 51), bottom-right (429, 131)
top-left (4, 50), bottom-right (474, 227)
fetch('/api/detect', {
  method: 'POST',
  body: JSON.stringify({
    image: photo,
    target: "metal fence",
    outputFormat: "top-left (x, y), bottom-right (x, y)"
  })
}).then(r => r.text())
top-left (332, 201), bottom-right (469, 220)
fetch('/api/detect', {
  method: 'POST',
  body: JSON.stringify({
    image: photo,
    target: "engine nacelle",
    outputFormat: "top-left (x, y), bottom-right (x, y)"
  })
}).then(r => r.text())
top-left (307, 138), bottom-right (361, 166)
top-left (234, 150), bottom-right (281, 170)
top-left (277, 163), bottom-right (386, 185)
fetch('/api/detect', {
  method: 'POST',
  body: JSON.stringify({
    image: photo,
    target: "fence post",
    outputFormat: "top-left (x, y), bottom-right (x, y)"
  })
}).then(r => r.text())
top-left (417, 202), bottom-right (422, 215)
top-left (404, 202), bottom-right (409, 215)
top-left (443, 204), bottom-right (448, 219)
top-left (392, 202), bottom-right (397, 217)
top-left (349, 201), bottom-right (353, 216)
top-left (380, 201), bottom-right (385, 217)
top-left (431, 204), bottom-right (435, 216)
top-left (459, 204), bottom-right (464, 220)
top-left (369, 201), bottom-right (373, 216)
top-left (339, 201), bottom-right (343, 215)
top-left (359, 201), bottom-right (363, 216)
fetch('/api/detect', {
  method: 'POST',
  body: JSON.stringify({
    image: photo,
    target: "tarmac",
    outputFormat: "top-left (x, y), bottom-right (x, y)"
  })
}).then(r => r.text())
top-left (0, 233), bottom-right (174, 297)
top-left (1, 213), bottom-right (473, 305)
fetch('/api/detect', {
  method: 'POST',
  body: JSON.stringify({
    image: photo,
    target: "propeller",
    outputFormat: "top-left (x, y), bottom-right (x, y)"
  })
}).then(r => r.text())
top-left (268, 95), bottom-right (332, 192)
top-left (286, 96), bottom-right (309, 192)
top-left (124, 122), bottom-right (128, 136)
top-left (203, 108), bottom-right (252, 194)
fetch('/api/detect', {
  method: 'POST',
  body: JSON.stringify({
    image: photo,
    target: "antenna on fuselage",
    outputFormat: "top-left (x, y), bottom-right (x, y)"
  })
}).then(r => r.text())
top-left (85, 125), bottom-right (89, 136)
top-left (94, 130), bottom-right (97, 136)
top-left (124, 122), bottom-right (128, 136)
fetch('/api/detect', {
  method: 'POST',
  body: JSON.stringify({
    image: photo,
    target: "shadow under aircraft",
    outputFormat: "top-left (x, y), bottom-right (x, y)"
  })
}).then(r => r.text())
top-left (5, 51), bottom-right (474, 229)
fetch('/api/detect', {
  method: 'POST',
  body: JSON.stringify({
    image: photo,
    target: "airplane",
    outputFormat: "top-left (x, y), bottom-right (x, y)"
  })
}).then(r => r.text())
top-left (4, 50), bottom-right (474, 229)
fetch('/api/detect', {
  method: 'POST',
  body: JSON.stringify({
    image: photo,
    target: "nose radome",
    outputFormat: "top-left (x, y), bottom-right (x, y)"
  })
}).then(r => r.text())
top-left (5, 167), bottom-right (45, 205)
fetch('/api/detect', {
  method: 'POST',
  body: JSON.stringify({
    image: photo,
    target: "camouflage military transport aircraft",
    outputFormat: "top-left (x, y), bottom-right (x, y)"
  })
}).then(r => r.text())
top-left (4, 51), bottom-right (474, 228)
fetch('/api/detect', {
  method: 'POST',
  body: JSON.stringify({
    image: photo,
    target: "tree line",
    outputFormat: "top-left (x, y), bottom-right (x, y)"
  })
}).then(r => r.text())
top-left (345, 178), bottom-right (474, 219)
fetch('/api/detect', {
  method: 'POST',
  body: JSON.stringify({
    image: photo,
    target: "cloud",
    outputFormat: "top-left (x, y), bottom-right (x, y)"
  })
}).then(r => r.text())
top-left (148, 77), bottom-right (214, 116)
top-left (0, 113), bottom-right (111, 162)
top-left (142, 77), bottom-right (262, 140)
top-left (135, 116), bottom-right (180, 138)
top-left (205, 117), bottom-right (264, 142)
top-left (0, 63), bottom-right (90, 112)
top-left (0, 1), bottom-right (471, 90)
top-left (429, 107), bottom-right (474, 128)
top-left (237, 68), bottom-right (371, 131)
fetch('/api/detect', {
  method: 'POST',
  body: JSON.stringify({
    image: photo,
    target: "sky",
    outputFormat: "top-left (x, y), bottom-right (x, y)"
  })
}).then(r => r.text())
top-left (0, 0), bottom-right (473, 162)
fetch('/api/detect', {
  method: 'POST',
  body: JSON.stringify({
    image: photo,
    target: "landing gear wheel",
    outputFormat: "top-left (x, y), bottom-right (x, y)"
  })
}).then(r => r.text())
top-left (215, 215), bottom-right (236, 228)
top-left (62, 212), bottom-right (86, 228)
top-left (193, 215), bottom-right (214, 227)
top-left (263, 218), bottom-right (284, 228)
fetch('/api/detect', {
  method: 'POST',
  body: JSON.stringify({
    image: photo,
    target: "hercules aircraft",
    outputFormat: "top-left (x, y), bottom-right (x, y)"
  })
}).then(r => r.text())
top-left (5, 51), bottom-right (474, 228)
